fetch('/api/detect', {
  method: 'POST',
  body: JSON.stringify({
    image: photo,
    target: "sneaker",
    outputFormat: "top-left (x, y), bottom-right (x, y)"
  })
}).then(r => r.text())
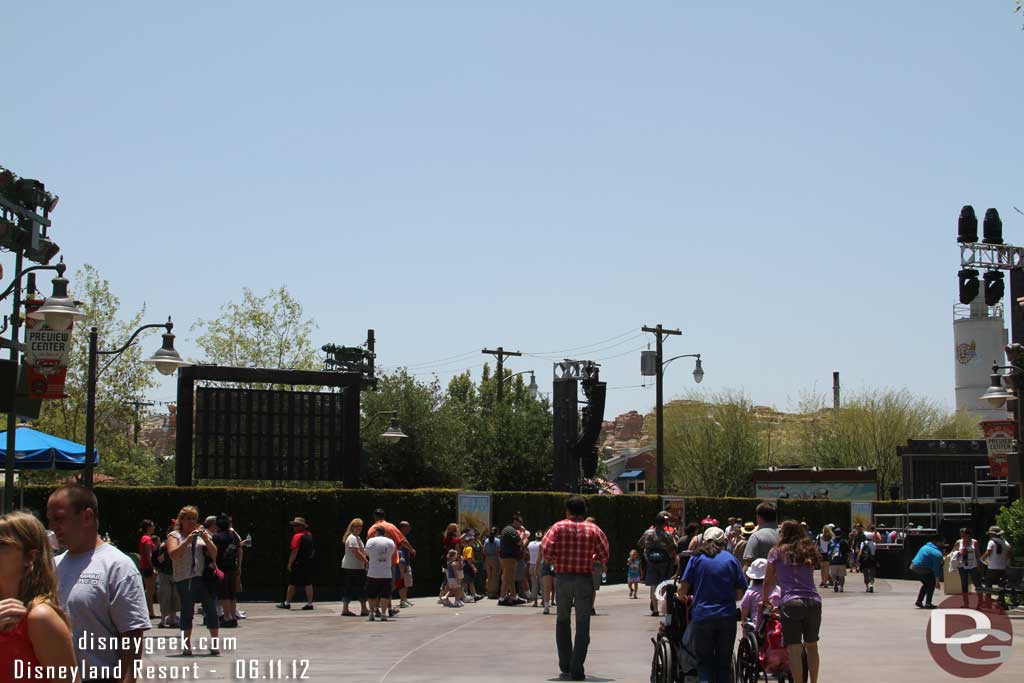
top-left (543, 606), bottom-right (550, 615)
top-left (388, 608), bottom-right (398, 617)
top-left (915, 602), bottom-right (923, 608)
top-left (443, 598), bottom-right (454, 607)
top-left (301, 604), bottom-right (314, 611)
top-left (235, 611), bottom-right (247, 619)
top-left (455, 601), bottom-right (464, 608)
top-left (219, 619), bottom-right (238, 628)
top-left (380, 614), bottom-right (389, 622)
top-left (367, 613), bottom-right (376, 622)
top-left (400, 601), bottom-right (412, 609)
top-left (833, 584), bottom-right (839, 593)
top-left (923, 604), bottom-right (937, 609)
top-left (839, 585), bottom-right (844, 593)
top-left (276, 602), bottom-right (291, 609)
top-left (868, 586), bottom-right (874, 593)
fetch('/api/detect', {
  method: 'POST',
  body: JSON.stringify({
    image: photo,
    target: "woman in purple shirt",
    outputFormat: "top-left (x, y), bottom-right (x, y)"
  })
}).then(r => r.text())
top-left (762, 520), bottom-right (822, 683)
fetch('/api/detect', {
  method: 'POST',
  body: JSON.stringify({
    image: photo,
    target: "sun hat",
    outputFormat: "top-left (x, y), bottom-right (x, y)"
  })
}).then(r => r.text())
top-left (289, 517), bottom-right (308, 528)
top-left (988, 525), bottom-right (1004, 536)
top-left (702, 526), bottom-right (726, 544)
top-left (746, 558), bottom-right (768, 580)
top-left (742, 521), bottom-right (756, 535)
top-left (700, 516), bottom-right (719, 526)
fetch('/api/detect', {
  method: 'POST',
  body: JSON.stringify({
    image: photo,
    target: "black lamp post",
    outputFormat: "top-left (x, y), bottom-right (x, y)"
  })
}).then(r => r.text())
top-left (979, 364), bottom-right (1023, 504)
top-left (2, 262), bottom-right (85, 511)
top-left (83, 317), bottom-right (190, 488)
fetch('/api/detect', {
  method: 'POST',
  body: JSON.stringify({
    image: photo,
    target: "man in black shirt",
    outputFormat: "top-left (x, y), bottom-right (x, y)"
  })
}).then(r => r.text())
top-left (499, 515), bottom-right (524, 605)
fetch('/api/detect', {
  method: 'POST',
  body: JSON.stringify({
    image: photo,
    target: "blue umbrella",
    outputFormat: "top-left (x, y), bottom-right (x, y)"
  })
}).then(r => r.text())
top-left (0, 427), bottom-right (99, 470)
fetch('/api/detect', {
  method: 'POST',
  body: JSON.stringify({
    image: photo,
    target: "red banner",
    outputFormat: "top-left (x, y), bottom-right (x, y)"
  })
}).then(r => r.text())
top-left (23, 297), bottom-right (71, 399)
top-left (980, 419), bottom-right (1015, 479)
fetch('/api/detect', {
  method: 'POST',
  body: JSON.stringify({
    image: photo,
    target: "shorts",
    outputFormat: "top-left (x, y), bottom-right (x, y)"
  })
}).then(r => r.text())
top-left (779, 599), bottom-right (822, 646)
top-left (218, 570), bottom-right (238, 600)
top-left (365, 576), bottom-right (393, 600)
top-left (289, 564), bottom-right (313, 587)
top-left (627, 572), bottom-right (641, 583)
top-left (463, 560), bottom-right (476, 576)
top-left (141, 568), bottom-right (155, 579)
top-left (515, 559), bottom-right (526, 581)
top-left (645, 560), bottom-right (672, 587)
top-left (447, 576), bottom-right (461, 590)
top-left (829, 565), bottom-right (847, 579)
top-left (401, 568), bottom-right (413, 589)
top-left (541, 563), bottom-right (555, 578)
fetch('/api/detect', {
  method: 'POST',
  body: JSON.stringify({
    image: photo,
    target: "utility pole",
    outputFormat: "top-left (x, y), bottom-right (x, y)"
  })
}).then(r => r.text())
top-left (482, 347), bottom-right (522, 403)
top-left (642, 324), bottom-right (681, 496)
top-left (127, 400), bottom-right (155, 444)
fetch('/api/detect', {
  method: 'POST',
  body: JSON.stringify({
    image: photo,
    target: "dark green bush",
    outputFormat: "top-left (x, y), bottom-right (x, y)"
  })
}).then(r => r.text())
top-left (17, 486), bottom-right (882, 598)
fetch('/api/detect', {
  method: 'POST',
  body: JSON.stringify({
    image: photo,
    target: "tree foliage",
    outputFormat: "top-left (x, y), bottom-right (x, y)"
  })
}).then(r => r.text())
top-left (24, 265), bottom-right (168, 483)
top-left (658, 391), bottom-right (764, 498)
top-left (191, 286), bottom-right (318, 387)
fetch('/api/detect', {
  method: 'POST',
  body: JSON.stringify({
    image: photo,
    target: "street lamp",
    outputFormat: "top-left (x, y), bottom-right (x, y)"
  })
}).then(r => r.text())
top-left (2, 261), bottom-right (85, 511)
top-left (980, 366), bottom-right (1015, 408)
top-left (978, 363), bottom-right (1023, 504)
top-left (641, 323), bottom-right (704, 496)
top-left (500, 370), bottom-right (538, 399)
top-left (83, 317), bottom-right (190, 488)
top-left (363, 411), bottom-right (408, 442)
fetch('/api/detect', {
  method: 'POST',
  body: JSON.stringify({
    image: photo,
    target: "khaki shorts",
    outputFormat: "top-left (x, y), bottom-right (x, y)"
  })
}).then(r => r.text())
top-left (829, 565), bottom-right (847, 578)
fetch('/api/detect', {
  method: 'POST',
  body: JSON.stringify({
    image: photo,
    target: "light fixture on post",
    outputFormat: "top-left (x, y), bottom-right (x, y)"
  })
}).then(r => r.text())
top-left (642, 321), bottom-right (703, 496)
top-left (141, 319), bottom-right (191, 376)
top-left (528, 371), bottom-right (538, 399)
top-left (980, 366), bottom-right (1014, 408)
top-left (363, 410), bottom-right (408, 442)
top-left (84, 316), bottom-right (191, 488)
top-left (26, 262), bottom-right (85, 331)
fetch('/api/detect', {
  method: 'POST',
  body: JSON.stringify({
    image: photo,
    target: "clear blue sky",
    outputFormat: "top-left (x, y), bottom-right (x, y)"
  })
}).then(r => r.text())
top-left (4, 2), bottom-right (1022, 417)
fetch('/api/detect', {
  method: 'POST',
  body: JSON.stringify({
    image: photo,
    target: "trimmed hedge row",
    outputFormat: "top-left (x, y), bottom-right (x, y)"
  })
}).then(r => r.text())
top-left (17, 486), bottom-right (877, 599)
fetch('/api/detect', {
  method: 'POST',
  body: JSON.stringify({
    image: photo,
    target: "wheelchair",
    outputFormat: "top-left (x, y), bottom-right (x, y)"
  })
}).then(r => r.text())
top-left (734, 610), bottom-right (808, 683)
top-left (650, 581), bottom-right (698, 683)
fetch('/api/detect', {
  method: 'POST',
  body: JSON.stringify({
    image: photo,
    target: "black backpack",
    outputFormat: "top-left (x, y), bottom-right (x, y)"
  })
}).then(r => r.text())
top-left (219, 537), bottom-right (240, 571)
top-left (152, 544), bottom-right (171, 574)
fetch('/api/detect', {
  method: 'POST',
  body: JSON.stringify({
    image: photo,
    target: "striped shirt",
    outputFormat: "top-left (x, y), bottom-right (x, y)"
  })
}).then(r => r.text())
top-left (541, 518), bottom-right (609, 575)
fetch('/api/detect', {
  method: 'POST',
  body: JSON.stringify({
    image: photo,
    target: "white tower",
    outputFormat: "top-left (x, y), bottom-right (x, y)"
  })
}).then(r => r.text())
top-left (953, 297), bottom-right (1009, 421)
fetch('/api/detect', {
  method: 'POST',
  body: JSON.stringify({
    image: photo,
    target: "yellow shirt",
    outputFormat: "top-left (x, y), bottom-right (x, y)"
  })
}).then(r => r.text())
top-left (462, 546), bottom-right (474, 561)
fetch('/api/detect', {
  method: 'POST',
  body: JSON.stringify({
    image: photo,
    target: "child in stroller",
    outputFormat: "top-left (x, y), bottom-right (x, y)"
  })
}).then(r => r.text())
top-left (735, 560), bottom-right (805, 682)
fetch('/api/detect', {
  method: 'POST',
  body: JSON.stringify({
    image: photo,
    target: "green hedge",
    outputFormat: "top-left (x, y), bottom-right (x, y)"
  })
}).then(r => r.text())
top-left (17, 486), bottom-right (885, 599)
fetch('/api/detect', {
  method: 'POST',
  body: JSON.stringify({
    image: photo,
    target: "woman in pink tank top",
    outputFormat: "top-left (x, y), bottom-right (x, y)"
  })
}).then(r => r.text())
top-left (0, 510), bottom-right (77, 683)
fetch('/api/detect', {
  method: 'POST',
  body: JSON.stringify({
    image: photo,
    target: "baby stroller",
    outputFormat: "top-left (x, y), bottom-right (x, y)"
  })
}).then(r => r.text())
top-left (734, 608), bottom-right (808, 683)
top-left (650, 582), bottom-right (698, 683)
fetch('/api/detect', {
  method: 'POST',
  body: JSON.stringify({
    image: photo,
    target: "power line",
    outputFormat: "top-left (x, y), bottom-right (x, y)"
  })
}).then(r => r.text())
top-left (523, 333), bottom-right (646, 361)
top-left (385, 348), bottom-right (480, 370)
top-left (592, 345), bottom-right (647, 362)
top-left (523, 328), bottom-right (638, 356)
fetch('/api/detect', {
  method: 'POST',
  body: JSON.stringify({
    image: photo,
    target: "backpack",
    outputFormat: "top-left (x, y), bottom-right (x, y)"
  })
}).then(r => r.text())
top-left (859, 540), bottom-right (877, 567)
top-left (828, 540), bottom-right (847, 563)
top-left (643, 528), bottom-right (671, 564)
top-left (500, 526), bottom-right (521, 555)
top-left (152, 544), bottom-right (172, 574)
top-left (219, 536), bottom-right (241, 571)
top-left (298, 532), bottom-right (315, 562)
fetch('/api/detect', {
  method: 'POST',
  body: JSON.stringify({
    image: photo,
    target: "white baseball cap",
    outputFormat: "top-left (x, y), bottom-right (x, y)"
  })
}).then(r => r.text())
top-left (746, 558), bottom-right (768, 580)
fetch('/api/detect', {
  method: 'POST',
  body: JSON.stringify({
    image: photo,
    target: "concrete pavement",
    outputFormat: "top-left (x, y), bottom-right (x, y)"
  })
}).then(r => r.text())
top-left (134, 579), bottom-right (1024, 682)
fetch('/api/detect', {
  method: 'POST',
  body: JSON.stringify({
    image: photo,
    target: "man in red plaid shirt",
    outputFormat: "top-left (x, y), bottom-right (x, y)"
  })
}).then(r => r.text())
top-left (541, 496), bottom-right (610, 681)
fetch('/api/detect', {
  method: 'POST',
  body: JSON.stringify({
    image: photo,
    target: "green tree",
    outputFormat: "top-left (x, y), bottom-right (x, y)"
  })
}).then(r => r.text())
top-left (657, 391), bottom-right (764, 497)
top-left (361, 369), bottom-right (465, 488)
top-left (792, 389), bottom-right (964, 497)
top-left (25, 265), bottom-right (165, 483)
top-left (191, 286), bottom-right (318, 387)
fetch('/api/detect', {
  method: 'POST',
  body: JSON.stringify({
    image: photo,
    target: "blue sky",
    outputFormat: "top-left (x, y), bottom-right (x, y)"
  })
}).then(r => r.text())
top-left (4, 2), bottom-right (1022, 417)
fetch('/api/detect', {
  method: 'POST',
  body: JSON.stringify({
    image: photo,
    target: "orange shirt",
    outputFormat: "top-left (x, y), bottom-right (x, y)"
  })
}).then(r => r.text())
top-left (367, 521), bottom-right (406, 565)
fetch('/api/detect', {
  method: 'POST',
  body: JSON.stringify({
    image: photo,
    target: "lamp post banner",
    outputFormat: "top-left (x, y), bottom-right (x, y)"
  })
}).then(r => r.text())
top-left (23, 299), bottom-right (71, 399)
top-left (980, 419), bottom-right (1015, 478)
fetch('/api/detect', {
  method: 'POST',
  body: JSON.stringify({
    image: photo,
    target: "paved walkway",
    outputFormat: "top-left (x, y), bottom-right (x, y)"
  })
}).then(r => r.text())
top-left (137, 579), bottom-right (1023, 682)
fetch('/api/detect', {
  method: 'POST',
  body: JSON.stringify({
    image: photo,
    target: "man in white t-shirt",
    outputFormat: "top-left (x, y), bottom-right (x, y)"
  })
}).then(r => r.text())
top-left (527, 531), bottom-right (543, 606)
top-left (364, 526), bottom-right (397, 622)
top-left (48, 486), bottom-right (152, 683)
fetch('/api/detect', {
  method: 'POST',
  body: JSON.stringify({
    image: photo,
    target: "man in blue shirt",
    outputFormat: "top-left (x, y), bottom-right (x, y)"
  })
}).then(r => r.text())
top-left (678, 527), bottom-right (748, 683)
top-left (910, 537), bottom-right (945, 609)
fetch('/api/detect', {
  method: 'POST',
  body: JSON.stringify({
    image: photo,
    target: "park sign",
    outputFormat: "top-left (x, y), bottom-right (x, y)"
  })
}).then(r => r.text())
top-left (23, 297), bottom-right (72, 399)
top-left (980, 419), bottom-right (1014, 479)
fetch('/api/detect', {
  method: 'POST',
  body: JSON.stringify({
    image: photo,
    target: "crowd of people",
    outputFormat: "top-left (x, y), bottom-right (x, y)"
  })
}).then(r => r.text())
top-left (0, 487), bottom-right (1017, 683)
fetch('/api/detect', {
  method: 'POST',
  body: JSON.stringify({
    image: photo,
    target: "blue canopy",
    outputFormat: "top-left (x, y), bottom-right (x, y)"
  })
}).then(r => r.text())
top-left (618, 469), bottom-right (645, 480)
top-left (0, 427), bottom-right (99, 470)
